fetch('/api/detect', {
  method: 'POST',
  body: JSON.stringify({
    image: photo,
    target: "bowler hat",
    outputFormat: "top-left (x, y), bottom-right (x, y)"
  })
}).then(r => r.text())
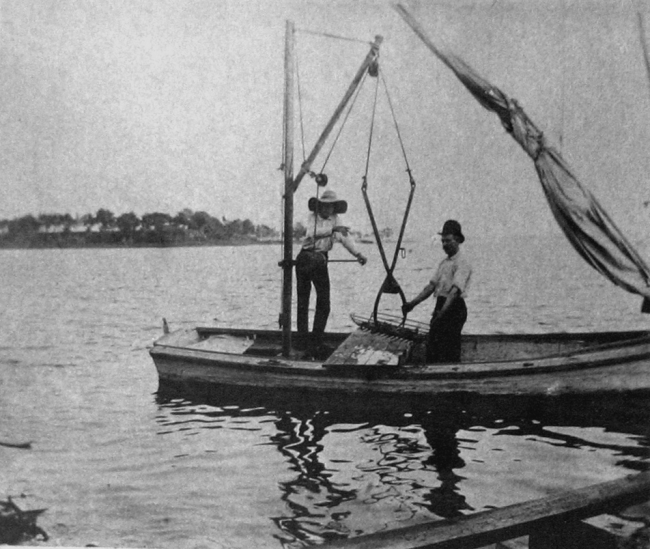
top-left (438, 219), bottom-right (465, 243)
top-left (308, 190), bottom-right (348, 215)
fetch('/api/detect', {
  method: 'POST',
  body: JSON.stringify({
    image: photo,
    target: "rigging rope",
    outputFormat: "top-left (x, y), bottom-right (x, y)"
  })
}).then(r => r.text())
top-left (380, 71), bottom-right (413, 173)
top-left (361, 66), bottom-right (416, 325)
top-left (295, 52), bottom-right (307, 162)
top-left (317, 70), bottom-right (369, 175)
top-left (306, 61), bottom-right (370, 248)
top-left (296, 28), bottom-right (371, 45)
top-left (380, 69), bottom-right (416, 275)
top-left (307, 69), bottom-right (366, 247)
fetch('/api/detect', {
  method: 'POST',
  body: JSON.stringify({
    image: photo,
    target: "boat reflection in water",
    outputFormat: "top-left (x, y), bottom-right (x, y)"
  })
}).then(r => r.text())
top-left (154, 385), bottom-right (650, 546)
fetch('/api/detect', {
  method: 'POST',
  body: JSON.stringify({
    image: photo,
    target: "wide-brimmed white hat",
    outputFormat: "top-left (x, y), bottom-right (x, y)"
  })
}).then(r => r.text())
top-left (308, 190), bottom-right (348, 214)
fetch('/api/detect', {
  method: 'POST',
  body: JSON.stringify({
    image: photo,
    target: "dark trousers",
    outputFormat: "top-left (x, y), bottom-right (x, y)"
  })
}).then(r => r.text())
top-left (427, 296), bottom-right (467, 363)
top-left (296, 250), bottom-right (330, 348)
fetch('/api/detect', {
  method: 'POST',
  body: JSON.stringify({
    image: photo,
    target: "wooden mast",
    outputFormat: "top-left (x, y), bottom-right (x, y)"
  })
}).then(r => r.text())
top-left (281, 20), bottom-right (295, 357)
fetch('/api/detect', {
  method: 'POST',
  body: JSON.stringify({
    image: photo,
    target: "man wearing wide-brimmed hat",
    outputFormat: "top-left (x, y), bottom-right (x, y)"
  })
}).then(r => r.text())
top-left (296, 189), bottom-right (367, 358)
top-left (403, 220), bottom-right (472, 363)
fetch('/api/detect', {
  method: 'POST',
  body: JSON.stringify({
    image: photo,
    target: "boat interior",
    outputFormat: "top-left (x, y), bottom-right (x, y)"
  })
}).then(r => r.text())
top-left (182, 316), bottom-right (650, 366)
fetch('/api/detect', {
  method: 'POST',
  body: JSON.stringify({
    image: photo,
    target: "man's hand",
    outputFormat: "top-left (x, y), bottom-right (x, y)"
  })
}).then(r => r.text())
top-left (402, 301), bottom-right (415, 315)
top-left (430, 311), bottom-right (442, 328)
top-left (356, 253), bottom-right (367, 266)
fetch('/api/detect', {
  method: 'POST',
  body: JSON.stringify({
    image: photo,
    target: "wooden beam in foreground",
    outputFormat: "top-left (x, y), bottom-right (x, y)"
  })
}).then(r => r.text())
top-left (321, 472), bottom-right (650, 549)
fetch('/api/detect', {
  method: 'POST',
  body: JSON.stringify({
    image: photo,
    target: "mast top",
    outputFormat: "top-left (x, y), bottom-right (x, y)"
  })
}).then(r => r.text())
top-left (290, 33), bottom-right (384, 194)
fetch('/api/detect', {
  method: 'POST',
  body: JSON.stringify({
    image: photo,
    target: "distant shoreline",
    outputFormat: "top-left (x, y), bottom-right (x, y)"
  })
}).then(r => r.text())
top-left (0, 238), bottom-right (285, 250)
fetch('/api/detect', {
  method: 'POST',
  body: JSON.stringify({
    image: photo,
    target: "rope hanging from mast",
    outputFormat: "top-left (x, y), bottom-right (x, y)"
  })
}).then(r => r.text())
top-left (316, 70), bottom-right (369, 177)
top-left (296, 46), bottom-right (371, 246)
top-left (295, 53), bottom-right (308, 162)
top-left (361, 65), bottom-right (416, 325)
top-left (306, 75), bottom-right (369, 252)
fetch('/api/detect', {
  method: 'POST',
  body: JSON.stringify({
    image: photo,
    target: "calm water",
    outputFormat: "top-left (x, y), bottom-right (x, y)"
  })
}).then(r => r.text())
top-left (1, 235), bottom-right (650, 548)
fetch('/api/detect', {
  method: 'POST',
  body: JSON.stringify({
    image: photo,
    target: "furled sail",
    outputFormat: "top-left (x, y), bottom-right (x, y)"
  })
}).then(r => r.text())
top-left (396, 4), bottom-right (650, 311)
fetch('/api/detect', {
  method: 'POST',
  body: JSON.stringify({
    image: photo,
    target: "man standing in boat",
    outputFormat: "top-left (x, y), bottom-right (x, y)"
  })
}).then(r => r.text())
top-left (403, 220), bottom-right (472, 363)
top-left (296, 189), bottom-right (367, 358)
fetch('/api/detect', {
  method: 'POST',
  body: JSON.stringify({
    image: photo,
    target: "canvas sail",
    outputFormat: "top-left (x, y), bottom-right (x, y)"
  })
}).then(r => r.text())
top-left (397, 5), bottom-right (650, 311)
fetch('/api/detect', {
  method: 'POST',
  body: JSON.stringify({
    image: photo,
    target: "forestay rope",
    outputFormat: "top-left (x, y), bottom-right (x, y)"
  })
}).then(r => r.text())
top-left (297, 28), bottom-right (374, 46)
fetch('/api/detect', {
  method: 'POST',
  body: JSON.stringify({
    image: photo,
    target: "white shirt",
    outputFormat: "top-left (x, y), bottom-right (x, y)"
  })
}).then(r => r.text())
top-left (301, 213), bottom-right (360, 256)
top-left (430, 250), bottom-right (472, 298)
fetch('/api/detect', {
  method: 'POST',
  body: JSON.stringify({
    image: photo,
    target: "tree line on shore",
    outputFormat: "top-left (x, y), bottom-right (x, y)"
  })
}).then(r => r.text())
top-left (0, 208), bottom-right (303, 248)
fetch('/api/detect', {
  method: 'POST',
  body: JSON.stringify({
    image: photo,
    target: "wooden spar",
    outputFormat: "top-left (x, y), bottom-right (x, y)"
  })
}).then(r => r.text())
top-left (320, 471), bottom-right (650, 549)
top-left (290, 35), bottom-right (383, 193)
top-left (281, 20), bottom-right (295, 357)
top-left (394, 5), bottom-right (447, 63)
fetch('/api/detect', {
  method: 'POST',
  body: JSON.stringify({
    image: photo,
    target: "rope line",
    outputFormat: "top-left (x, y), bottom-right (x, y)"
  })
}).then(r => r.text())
top-left (280, 72), bottom-right (286, 171)
top-left (296, 28), bottom-right (370, 45)
top-left (379, 68), bottom-right (416, 279)
top-left (295, 50), bottom-right (307, 161)
top-left (360, 67), bottom-right (416, 324)
top-left (361, 75), bottom-right (388, 271)
top-left (362, 72), bottom-right (380, 179)
top-left (318, 70), bottom-right (369, 175)
top-left (380, 70), bottom-right (412, 171)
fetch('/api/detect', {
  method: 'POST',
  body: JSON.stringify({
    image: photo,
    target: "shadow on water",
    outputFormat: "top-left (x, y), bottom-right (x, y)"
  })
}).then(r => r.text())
top-left (154, 384), bottom-right (650, 546)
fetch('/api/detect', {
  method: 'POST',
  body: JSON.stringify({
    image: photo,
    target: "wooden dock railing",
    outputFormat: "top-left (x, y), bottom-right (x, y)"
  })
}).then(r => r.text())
top-left (321, 471), bottom-right (650, 549)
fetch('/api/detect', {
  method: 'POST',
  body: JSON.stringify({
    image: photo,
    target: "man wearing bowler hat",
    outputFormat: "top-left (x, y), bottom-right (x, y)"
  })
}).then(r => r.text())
top-left (403, 220), bottom-right (472, 363)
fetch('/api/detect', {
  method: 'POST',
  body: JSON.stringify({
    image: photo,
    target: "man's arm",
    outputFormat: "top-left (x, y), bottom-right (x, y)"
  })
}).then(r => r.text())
top-left (403, 282), bottom-right (435, 313)
top-left (334, 227), bottom-right (367, 265)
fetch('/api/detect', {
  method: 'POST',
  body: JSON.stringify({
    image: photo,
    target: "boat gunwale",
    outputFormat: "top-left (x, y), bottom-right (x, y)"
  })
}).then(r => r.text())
top-left (189, 325), bottom-right (650, 343)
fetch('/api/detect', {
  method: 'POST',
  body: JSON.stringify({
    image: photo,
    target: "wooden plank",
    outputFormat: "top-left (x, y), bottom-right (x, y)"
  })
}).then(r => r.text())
top-left (320, 472), bottom-right (650, 549)
top-left (189, 334), bottom-right (254, 354)
top-left (495, 537), bottom-right (528, 549)
top-left (323, 329), bottom-right (412, 367)
top-left (243, 339), bottom-right (282, 357)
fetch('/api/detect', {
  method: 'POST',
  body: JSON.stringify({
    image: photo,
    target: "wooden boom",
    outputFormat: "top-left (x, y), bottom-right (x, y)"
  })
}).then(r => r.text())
top-left (290, 34), bottom-right (383, 193)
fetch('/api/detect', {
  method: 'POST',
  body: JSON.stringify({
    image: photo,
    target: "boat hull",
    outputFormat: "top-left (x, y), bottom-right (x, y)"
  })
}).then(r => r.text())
top-left (149, 327), bottom-right (650, 397)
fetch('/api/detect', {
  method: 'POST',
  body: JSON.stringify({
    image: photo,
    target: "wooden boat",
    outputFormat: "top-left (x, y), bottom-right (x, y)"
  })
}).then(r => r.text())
top-left (150, 313), bottom-right (650, 396)
top-left (150, 6), bottom-right (650, 397)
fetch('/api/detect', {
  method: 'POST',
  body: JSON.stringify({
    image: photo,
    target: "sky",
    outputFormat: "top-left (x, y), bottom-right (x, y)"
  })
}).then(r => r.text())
top-left (2, 0), bottom-right (650, 240)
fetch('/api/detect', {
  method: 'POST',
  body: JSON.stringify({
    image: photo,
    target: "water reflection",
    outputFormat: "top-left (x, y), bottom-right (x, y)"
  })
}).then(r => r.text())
top-left (418, 418), bottom-right (473, 519)
top-left (270, 413), bottom-right (358, 545)
top-left (155, 387), bottom-right (650, 546)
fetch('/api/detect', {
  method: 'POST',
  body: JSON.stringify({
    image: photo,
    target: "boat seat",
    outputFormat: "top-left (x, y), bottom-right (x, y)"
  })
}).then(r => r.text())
top-left (323, 328), bottom-right (413, 369)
